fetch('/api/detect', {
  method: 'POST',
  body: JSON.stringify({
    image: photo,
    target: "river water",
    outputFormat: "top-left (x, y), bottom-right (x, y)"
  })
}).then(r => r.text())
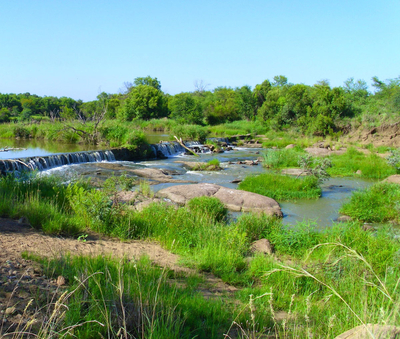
top-left (0, 137), bottom-right (374, 227)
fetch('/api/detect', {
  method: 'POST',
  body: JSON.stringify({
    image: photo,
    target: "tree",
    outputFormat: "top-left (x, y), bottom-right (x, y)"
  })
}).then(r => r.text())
top-left (168, 92), bottom-right (204, 124)
top-left (204, 87), bottom-right (240, 125)
top-left (133, 76), bottom-right (161, 90)
top-left (235, 85), bottom-right (256, 120)
top-left (272, 75), bottom-right (289, 87)
top-left (119, 85), bottom-right (167, 121)
top-left (253, 80), bottom-right (272, 109)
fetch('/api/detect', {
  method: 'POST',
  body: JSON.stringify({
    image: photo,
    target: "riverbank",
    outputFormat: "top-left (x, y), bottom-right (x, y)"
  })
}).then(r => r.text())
top-left (0, 172), bottom-right (400, 338)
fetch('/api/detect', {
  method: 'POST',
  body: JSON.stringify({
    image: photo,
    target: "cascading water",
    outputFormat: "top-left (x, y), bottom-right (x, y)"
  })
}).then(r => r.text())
top-left (0, 150), bottom-right (115, 174)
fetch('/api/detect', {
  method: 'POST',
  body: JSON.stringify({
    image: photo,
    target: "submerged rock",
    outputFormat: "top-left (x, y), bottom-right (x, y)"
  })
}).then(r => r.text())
top-left (157, 183), bottom-right (282, 217)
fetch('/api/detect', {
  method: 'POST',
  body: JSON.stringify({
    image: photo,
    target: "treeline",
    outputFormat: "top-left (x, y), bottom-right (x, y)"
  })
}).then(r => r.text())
top-left (1, 75), bottom-right (399, 136)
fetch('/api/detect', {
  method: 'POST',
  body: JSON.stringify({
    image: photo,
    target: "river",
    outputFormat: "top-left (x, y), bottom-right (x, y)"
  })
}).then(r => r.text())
top-left (0, 136), bottom-right (374, 227)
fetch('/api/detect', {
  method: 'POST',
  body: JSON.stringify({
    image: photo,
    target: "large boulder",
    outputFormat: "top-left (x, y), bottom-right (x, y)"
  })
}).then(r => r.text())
top-left (157, 183), bottom-right (282, 217)
top-left (334, 324), bottom-right (400, 339)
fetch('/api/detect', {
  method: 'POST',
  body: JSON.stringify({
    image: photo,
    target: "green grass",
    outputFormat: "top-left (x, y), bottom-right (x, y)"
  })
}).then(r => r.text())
top-left (340, 182), bottom-right (400, 223)
top-left (208, 120), bottom-right (268, 137)
top-left (24, 254), bottom-right (234, 339)
top-left (3, 174), bottom-right (400, 338)
top-left (238, 172), bottom-right (321, 201)
top-left (262, 147), bottom-right (306, 169)
top-left (327, 147), bottom-right (396, 179)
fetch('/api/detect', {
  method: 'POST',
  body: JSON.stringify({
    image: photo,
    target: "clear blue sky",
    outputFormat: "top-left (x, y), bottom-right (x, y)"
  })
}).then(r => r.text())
top-left (1, 0), bottom-right (399, 101)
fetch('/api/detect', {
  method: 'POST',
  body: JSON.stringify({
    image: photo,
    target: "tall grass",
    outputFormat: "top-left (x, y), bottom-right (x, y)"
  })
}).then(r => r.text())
top-left (327, 147), bottom-right (396, 179)
top-left (262, 147), bottom-right (305, 169)
top-left (238, 172), bottom-right (321, 201)
top-left (208, 120), bottom-right (268, 137)
top-left (2, 174), bottom-right (400, 338)
top-left (17, 255), bottom-right (234, 339)
top-left (340, 182), bottom-right (400, 223)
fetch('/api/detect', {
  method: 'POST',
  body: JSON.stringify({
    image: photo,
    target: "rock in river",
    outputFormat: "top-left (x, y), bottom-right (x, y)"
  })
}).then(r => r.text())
top-left (157, 183), bottom-right (282, 217)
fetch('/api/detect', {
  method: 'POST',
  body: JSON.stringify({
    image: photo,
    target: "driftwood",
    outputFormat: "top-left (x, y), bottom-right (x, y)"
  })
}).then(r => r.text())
top-left (174, 136), bottom-right (199, 157)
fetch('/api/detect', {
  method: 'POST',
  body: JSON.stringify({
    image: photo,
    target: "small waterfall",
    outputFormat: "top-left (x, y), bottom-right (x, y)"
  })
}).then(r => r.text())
top-left (0, 150), bottom-right (115, 174)
top-left (153, 141), bottom-right (186, 157)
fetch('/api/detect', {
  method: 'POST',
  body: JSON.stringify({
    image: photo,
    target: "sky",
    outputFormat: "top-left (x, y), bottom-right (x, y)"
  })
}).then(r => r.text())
top-left (0, 0), bottom-right (399, 102)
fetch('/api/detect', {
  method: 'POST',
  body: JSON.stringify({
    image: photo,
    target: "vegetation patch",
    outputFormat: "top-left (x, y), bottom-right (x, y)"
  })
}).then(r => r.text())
top-left (262, 147), bottom-right (306, 169)
top-left (238, 172), bottom-right (321, 201)
top-left (327, 147), bottom-right (396, 179)
top-left (340, 182), bottom-right (400, 223)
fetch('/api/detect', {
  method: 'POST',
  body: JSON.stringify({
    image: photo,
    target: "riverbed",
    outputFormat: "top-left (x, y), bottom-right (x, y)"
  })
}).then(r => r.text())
top-left (0, 136), bottom-right (375, 227)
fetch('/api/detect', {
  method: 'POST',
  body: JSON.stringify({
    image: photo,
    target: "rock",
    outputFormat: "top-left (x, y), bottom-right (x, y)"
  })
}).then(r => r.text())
top-left (334, 324), bottom-right (400, 339)
top-left (285, 144), bottom-right (295, 149)
top-left (132, 198), bottom-right (174, 212)
top-left (57, 276), bottom-right (66, 286)
top-left (5, 307), bottom-right (16, 315)
top-left (250, 239), bottom-right (274, 255)
top-left (157, 183), bottom-right (282, 217)
top-left (115, 190), bottom-right (139, 204)
top-left (231, 179), bottom-right (242, 184)
top-left (336, 215), bottom-right (352, 222)
top-left (281, 168), bottom-right (309, 176)
top-left (362, 224), bottom-right (375, 232)
top-left (131, 168), bottom-right (194, 183)
top-left (18, 216), bottom-right (29, 225)
top-left (384, 175), bottom-right (400, 185)
top-left (175, 161), bottom-right (222, 171)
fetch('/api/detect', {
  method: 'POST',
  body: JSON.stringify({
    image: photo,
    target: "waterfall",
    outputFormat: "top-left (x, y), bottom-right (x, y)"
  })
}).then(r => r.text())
top-left (153, 141), bottom-right (186, 157)
top-left (0, 150), bottom-right (115, 174)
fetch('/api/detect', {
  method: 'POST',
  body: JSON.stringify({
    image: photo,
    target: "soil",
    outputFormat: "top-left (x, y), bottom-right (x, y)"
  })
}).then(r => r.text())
top-left (344, 122), bottom-right (400, 147)
top-left (0, 217), bottom-right (237, 335)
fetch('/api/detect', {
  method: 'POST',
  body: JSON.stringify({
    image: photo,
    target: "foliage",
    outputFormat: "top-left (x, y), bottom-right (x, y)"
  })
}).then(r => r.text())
top-left (340, 182), bottom-right (400, 223)
top-left (298, 154), bottom-right (332, 182)
top-left (119, 84), bottom-right (167, 121)
top-left (238, 172), bottom-right (321, 201)
top-left (386, 149), bottom-right (400, 171)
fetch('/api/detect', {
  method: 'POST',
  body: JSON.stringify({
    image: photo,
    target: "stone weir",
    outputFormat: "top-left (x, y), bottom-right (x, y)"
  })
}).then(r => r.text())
top-left (0, 140), bottom-right (212, 175)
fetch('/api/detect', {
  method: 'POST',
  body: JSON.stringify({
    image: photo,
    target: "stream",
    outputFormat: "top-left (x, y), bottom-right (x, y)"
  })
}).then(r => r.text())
top-left (0, 138), bottom-right (374, 227)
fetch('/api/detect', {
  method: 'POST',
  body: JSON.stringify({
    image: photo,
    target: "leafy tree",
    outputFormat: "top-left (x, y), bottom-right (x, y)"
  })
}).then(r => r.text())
top-left (119, 85), bottom-right (167, 121)
top-left (272, 75), bottom-right (289, 87)
top-left (168, 92), bottom-right (204, 124)
top-left (253, 80), bottom-right (272, 110)
top-left (0, 107), bottom-right (10, 122)
top-left (204, 87), bottom-right (240, 125)
top-left (133, 76), bottom-right (161, 90)
top-left (235, 85), bottom-right (257, 120)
